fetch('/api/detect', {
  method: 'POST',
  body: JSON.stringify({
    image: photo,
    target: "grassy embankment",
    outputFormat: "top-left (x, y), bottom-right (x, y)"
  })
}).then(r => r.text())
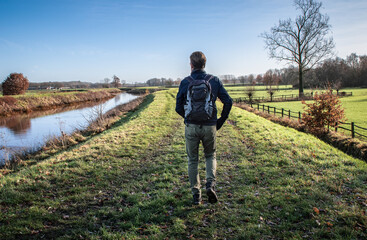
top-left (0, 90), bottom-right (366, 239)
top-left (0, 88), bottom-right (121, 116)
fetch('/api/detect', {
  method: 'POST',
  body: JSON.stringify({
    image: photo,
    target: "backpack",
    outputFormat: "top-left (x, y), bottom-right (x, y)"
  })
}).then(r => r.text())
top-left (184, 74), bottom-right (214, 122)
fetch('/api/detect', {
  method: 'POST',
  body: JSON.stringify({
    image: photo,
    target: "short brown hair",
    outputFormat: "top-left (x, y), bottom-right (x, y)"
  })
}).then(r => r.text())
top-left (190, 51), bottom-right (206, 69)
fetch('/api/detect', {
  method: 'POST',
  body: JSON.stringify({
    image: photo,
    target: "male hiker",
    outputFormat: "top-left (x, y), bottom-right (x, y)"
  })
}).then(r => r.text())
top-left (175, 51), bottom-right (233, 205)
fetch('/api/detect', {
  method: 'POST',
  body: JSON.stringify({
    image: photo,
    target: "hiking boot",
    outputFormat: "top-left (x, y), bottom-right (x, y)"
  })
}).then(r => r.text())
top-left (206, 182), bottom-right (218, 204)
top-left (193, 194), bottom-right (202, 205)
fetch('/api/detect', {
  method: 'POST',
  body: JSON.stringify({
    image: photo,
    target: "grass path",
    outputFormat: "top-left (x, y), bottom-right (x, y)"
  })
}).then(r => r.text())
top-left (1, 90), bottom-right (366, 239)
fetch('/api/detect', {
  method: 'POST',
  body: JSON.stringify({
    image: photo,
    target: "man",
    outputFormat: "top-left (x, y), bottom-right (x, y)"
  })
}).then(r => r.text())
top-left (176, 51), bottom-right (233, 205)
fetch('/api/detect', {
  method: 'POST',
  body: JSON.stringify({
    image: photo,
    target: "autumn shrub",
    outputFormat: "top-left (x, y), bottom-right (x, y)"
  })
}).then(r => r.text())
top-left (2, 73), bottom-right (29, 95)
top-left (0, 96), bottom-right (17, 106)
top-left (302, 90), bottom-right (346, 135)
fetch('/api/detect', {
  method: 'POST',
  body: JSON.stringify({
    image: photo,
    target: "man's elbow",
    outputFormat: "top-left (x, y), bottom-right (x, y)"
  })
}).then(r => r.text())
top-left (226, 97), bottom-right (233, 106)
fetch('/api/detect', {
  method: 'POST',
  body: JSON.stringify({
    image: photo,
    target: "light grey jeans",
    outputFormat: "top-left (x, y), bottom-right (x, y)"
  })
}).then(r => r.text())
top-left (185, 124), bottom-right (217, 195)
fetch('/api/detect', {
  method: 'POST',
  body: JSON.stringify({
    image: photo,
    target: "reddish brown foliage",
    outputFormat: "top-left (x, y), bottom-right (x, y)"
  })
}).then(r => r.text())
top-left (2, 73), bottom-right (29, 95)
top-left (0, 96), bottom-right (17, 106)
top-left (302, 90), bottom-right (346, 135)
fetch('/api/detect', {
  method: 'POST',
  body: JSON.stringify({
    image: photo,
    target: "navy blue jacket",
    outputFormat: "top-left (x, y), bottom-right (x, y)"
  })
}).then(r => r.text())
top-left (175, 69), bottom-right (233, 125)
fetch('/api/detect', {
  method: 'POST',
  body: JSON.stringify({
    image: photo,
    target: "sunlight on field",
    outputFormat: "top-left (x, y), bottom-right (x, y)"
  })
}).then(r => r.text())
top-left (232, 87), bottom-right (367, 139)
top-left (230, 86), bottom-right (367, 127)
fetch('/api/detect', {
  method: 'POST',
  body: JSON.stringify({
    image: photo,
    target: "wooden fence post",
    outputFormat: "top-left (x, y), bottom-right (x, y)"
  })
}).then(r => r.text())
top-left (351, 122), bottom-right (355, 138)
top-left (267, 106), bottom-right (270, 114)
top-left (274, 107), bottom-right (276, 115)
top-left (282, 108), bottom-right (284, 117)
top-left (288, 110), bottom-right (291, 118)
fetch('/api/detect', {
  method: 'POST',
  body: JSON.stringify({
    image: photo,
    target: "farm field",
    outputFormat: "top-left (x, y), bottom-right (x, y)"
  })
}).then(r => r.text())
top-left (264, 88), bottom-right (367, 130)
top-left (226, 85), bottom-right (355, 100)
top-left (1, 90), bottom-right (366, 239)
top-left (226, 85), bottom-right (303, 99)
top-left (230, 87), bottom-right (367, 138)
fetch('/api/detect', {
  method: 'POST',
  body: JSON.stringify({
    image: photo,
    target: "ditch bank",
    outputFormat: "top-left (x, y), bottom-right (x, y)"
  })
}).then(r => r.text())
top-left (234, 102), bottom-right (367, 161)
top-left (0, 94), bottom-right (148, 171)
top-left (0, 89), bottom-right (122, 116)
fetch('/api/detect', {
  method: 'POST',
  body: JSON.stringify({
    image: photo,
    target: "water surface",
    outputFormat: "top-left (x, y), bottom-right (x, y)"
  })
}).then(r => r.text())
top-left (0, 92), bottom-right (138, 163)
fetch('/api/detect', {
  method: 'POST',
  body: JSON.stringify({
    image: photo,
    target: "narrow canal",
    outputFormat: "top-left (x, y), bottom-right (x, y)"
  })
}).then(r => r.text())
top-left (0, 92), bottom-right (138, 164)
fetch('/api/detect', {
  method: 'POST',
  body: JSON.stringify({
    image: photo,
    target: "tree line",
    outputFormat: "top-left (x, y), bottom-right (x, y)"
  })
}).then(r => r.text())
top-left (143, 52), bottom-right (366, 89)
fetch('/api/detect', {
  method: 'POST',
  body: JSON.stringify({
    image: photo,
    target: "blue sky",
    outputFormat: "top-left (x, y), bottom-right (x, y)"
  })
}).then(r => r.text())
top-left (1, 0), bottom-right (366, 83)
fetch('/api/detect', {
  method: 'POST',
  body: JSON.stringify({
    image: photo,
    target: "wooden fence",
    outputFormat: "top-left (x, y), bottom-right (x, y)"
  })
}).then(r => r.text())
top-left (235, 92), bottom-right (353, 104)
top-left (248, 102), bottom-right (367, 140)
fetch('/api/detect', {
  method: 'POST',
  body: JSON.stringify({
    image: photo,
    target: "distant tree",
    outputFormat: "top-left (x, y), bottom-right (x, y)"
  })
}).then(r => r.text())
top-left (103, 78), bottom-right (110, 88)
top-left (54, 82), bottom-right (64, 89)
top-left (164, 78), bottom-right (174, 87)
top-left (112, 75), bottom-right (121, 88)
top-left (245, 80), bottom-right (256, 103)
top-left (238, 76), bottom-right (247, 85)
top-left (248, 74), bottom-right (255, 85)
top-left (255, 74), bottom-right (262, 84)
top-left (281, 66), bottom-right (298, 86)
top-left (146, 78), bottom-right (161, 86)
top-left (2, 73), bottom-right (29, 95)
top-left (261, 0), bottom-right (335, 98)
top-left (333, 80), bottom-right (342, 95)
top-left (263, 70), bottom-right (278, 101)
top-left (174, 78), bottom-right (182, 86)
top-left (302, 89), bottom-right (345, 135)
top-left (263, 70), bottom-right (273, 88)
top-left (221, 75), bottom-right (236, 85)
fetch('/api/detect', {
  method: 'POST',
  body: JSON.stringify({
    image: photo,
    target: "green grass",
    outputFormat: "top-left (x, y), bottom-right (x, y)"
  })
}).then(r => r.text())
top-left (264, 89), bottom-right (367, 137)
top-left (226, 85), bottom-right (307, 99)
top-left (226, 86), bottom-right (356, 100)
top-left (230, 86), bottom-right (367, 138)
top-left (1, 89), bottom-right (366, 239)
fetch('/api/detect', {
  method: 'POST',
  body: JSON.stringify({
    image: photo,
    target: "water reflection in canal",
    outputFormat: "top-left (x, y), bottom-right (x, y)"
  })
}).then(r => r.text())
top-left (0, 92), bottom-right (138, 164)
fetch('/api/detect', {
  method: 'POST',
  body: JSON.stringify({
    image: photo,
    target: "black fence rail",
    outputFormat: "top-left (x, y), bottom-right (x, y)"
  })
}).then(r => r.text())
top-left (336, 122), bottom-right (367, 139)
top-left (234, 92), bottom-right (352, 104)
top-left (249, 102), bottom-right (303, 120)
top-left (247, 102), bottom-right (367, 140)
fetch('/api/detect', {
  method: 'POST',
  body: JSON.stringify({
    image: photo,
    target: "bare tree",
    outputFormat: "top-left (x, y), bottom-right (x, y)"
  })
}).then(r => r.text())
top-left (248, 74), bottom-right (255, 85)
top-left (263, 70), bottom-right (279, 101)
top-left (245, 80), bottom-right (256, 103)
top-left (255, 74), bottom-right (262, 84)
top-left (103, 78), bottom-right (110, 88)
top-left (238, 76), bottom-right (246, 85)
top-left (261, 0), bottom-right (334, 98)
top-left (112, 75), bottom-right (121, 88)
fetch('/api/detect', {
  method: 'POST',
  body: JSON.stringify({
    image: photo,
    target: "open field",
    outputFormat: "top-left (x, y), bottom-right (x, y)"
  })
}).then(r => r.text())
top-left (227, 85), bottom-right (309, 99)
top-left (226, 86), bottom-right (355, 100)
top-left (264, 88), bottom-right (367, 129)
top-left (1, 90), bottom-right (366, 239)
top-left (229, 87), bottom-right (367, 138)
